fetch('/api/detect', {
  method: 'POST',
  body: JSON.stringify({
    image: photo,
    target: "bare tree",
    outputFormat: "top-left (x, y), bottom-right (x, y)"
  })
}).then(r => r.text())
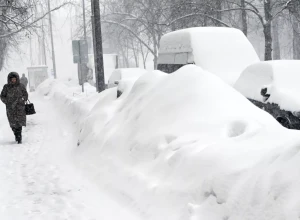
top-left (240, 0), bottom-right (247, 35)
top-left (99, 0), bottom-right (231, 69)
top-left (75, 0), bottom-right (298, 69)
top-left (287, 0), bottom-right (300, 59)
top-left (292, 15), bottom-right (300, 59)
top-left (213, 0), bottom-right (297, 60)
top-left (0, 0), bottom-right (72, 70)
top-left (272, 16), bottom-right (281, 59)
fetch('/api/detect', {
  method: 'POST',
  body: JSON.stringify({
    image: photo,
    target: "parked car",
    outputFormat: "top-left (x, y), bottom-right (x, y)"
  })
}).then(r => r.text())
top-left (107, 68), bottom-right (148, 98)
top-left (157, 27), bottom-right (260, 85)
top-left (234, 60), bottom-right (300, 129)
top-left (107, 68), bottom-right (147, 89)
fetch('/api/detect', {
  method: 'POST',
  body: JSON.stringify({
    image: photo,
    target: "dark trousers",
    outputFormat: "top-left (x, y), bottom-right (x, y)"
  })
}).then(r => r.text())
top-left (11, 127), bottom-right (22, 141)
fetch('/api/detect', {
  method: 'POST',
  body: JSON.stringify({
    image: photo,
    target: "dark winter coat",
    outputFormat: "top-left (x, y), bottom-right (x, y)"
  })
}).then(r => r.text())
top-left (0, 72), bottom-right (28, 128)
top-left (20, 76), bottom-right (28, 88)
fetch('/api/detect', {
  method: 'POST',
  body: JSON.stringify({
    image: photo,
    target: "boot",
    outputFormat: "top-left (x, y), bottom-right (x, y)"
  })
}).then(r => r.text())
top-left (15, 127), bottom-right (22, 144)
top-left (17, 135), bottom-right (22, 144)
top-left (11, 127), bottom-right (17, 142)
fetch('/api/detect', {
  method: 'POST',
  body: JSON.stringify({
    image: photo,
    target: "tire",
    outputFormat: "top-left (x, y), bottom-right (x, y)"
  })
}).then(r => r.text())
top-left (276, 116), bottom-right (290, 129)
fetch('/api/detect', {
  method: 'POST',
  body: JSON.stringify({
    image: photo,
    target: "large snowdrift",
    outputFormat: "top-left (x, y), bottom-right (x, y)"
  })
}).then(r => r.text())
top-left (37, 65), bottom-right (300, 220)
top-left (158, 27), bottom-right (260, 85)
top-left (234, 60), bottom-right (300, 112)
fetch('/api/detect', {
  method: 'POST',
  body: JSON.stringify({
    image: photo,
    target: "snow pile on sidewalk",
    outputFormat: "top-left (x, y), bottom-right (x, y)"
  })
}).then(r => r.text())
top-left (37, 65), bottom-right (300, 220)
top-left (36, 79), bottom-right (110, 118)
top-left (235, 60), bottom-right (300, 112)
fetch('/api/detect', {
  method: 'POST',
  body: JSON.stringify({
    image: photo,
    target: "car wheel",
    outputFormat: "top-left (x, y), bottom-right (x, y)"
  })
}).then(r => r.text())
top-left (117, 90), bottom-right (122, 98)
top-left (276, 116), bottom-right (290, 129)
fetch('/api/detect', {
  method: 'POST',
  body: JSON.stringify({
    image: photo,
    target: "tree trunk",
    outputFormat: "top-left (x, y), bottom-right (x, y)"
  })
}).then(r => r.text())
top-left (263, 0), bottom-right (273, 60)
top-left (121, 47), bottom-right (129, 68)
top-left (203, 14), bottom-right (208, 26)
top-left (272, 18), bottom-right (281, 60)
top-left (170, 0), bottom-right (176, 31)
top-left (216, 0), bottom-right (222, 26)
top-left (153, 49), bottom-right (158, 70)
top-left (241, 0), bottom-right (247, 36)
top-left (140, 42), bottom-right (148, 69)
top-left (152, 32), bottom-right (160, 70)
top-left (263, 24), bottom-right (273, 60)
top-left (132, 45), bottom-right (139, 67)
top-left (293, 16), bottom-right (300, 59)
top-left (153, 41), bottom-right (158, 70)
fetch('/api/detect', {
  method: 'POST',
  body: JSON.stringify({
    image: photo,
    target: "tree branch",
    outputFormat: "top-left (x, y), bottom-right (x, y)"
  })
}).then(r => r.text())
top-left (0, 2), bottom-right (72, 38)
top-left (168, 13), bottom-right (231, 27)
top-left (101, 19), bottom-right (155, 55)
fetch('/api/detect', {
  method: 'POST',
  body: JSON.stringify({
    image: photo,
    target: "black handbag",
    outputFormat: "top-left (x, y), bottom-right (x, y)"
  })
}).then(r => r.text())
top-left (25, 100), bottom-right (36, 115)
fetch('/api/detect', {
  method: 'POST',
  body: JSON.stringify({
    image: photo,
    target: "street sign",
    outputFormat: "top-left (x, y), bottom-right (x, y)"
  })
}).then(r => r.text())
top-left (72, 40), bottom-right (89, 64)
top-left (72, 40), bottom-right (80, 63)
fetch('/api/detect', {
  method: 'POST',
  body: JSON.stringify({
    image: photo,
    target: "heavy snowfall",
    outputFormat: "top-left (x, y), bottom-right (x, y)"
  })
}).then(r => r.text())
top-left (1, 0), bottom-right (300, 220)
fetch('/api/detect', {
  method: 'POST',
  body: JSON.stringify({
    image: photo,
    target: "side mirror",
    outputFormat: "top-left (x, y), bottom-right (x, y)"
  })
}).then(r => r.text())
top-left (260, 87), bottom-right (267, 96)
top-left (260, 87), bottom-right (270, 101)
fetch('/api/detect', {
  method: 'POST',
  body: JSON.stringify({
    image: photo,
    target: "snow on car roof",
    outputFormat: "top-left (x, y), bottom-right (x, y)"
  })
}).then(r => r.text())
top-left (115, 68), bottom-right (148, 78)
top-left (108, 68), bottom-right (148, 85)
top-left (158, 27), bottom-right (260, 85)
top-left (234, 60), bottom-right (300, 112)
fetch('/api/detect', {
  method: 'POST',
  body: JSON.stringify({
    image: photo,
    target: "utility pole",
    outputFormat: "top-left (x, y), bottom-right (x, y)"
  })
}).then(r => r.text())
top-left (91, 0), bottom-right (105, 92)
top-left (29, 37), bottom-right (33, 66)
top-left (80, 0), bottom-right (87, 93)
top-left (83, 0), bottom-right (87, 40)
top-left (48, 0), bottom-right (57, 79)
top-left (91, 0), bottom-right (98, 90)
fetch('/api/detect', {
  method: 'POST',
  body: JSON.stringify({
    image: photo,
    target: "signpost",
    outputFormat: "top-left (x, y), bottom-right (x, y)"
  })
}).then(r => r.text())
top-left (72, 39), bottom-right (89, 92)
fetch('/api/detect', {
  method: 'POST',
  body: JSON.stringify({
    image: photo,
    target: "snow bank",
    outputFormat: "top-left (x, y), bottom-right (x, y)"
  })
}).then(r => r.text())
top-left (234, 60), bottom-right (300, 112)
top-left (36, 79), bottom-right (109, 120)
top-left (37, 65), bottom-right (300, 220)
top-left (158, 27), bottom-right (260, 85)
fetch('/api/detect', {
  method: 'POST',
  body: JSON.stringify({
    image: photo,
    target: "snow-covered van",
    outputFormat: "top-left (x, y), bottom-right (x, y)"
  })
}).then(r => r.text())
top-left (157, 27), bottom-right (260, 85)
top-left (234, 60), bottom-right (300, 129)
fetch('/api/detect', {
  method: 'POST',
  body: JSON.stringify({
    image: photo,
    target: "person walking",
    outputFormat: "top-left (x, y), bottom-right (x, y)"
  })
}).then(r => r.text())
top-left (20, 73), bottom-right (28, 89)
top-left (0, 72), bottom-right (28, 144)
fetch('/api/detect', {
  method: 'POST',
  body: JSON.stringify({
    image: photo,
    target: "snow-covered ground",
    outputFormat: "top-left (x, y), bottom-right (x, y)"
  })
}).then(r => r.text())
top-left (2, 65), bottom-right (300, 220)
top-left (0, 81), bottom-right (141, 220)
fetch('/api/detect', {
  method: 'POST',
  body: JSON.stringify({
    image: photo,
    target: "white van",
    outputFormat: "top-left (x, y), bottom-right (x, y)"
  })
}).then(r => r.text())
top-left (157, 27), bottom-right (260, 85)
